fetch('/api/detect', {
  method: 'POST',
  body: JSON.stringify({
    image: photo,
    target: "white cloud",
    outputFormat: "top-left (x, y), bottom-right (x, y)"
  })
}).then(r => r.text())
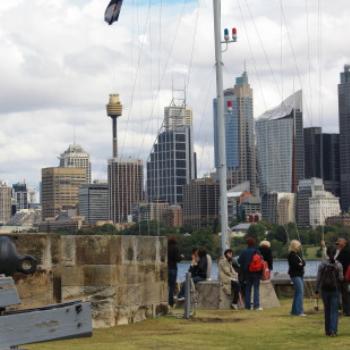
top-left (0, 0), bottom-right (349, 189)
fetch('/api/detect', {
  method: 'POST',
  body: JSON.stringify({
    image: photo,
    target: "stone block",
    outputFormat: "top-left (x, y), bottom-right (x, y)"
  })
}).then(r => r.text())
top-left (196, 281), bottom-right (221, 309)
top-left (259, 280), bottom-right (281, 309)
top-left (75, 235), bottom-right (122, 266)
top-left (115, 284), bottom-right (142, 306)
top-left (13, 270), bottom-right (54, 309)
top-left (136, 237), bottom-right (156, 262)
top-left (61, 265), bottom-right (118, 287)
top-left (121, 236), bottom-right (138, 264)
top-left (61, 236), bottom-right (76, 267)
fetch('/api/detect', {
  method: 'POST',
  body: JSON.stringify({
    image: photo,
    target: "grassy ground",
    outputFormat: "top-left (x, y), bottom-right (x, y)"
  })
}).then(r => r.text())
top-left (28, 300), bottom-right (350, 350)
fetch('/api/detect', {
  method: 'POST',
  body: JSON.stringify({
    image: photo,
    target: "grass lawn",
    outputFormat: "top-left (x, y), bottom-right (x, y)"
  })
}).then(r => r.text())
top-left (28, 299), bottom-right (350, 350)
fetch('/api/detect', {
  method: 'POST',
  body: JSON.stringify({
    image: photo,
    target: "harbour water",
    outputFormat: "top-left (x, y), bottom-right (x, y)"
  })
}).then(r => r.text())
top-left (177, 259), bottom-right (321, 282)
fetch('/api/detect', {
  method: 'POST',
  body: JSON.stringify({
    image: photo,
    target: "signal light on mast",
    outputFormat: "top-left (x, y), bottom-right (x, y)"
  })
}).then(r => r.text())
top-left (224, 28), bottom-right (230, 42)
top-left (232, 27), bottom-right (237, 41)
top-left (227, 100), bottom-right (233, 112)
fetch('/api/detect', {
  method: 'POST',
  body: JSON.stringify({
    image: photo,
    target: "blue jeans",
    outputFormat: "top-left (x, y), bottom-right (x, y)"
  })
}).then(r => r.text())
top-left (168, 269), bottom-right (177, 307)
top-left (177, 276), bottom-right (205, 299)
top-left (291, 276), bottom-right (304, 315)
top-left (322, 290), bottom-right (339, 335)
top-left (245, 273), bottom-right (260, 309)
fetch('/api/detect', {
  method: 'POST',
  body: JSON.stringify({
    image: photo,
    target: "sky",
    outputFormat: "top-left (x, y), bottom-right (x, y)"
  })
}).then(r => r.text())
top-left (0, 0), bottom-right (349, 192)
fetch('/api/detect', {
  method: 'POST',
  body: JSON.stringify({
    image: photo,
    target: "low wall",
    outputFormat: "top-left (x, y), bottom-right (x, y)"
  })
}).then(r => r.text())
top-left (272, 278), bottom-right (316, 298)
top-left (3, 234), bottom-right (168, 328)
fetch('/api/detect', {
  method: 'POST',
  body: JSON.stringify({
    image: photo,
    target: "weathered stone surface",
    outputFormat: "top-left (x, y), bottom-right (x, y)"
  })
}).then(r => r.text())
top-left (260, 280), bottom-right (281, 309)
top-left (2, 234), bottom-right (168, 328)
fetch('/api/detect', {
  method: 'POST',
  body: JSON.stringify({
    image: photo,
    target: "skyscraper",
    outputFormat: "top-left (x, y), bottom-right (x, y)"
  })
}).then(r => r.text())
top-left (106, 94), bottom-right (144, 223)
top-left (304, 127), bottom-right (340, 196)
top-left (41, 167), bottom-right (87, 220)
top-left (79, 182), bottom-right (109, 224)
top-left (338, 65), bottom-right (350, 211)
top-left (59, 144), bottom-right (91, 183)
top-left (0, 181), bottom-right (11, 225)
top-left (183, 177), bottom-right (220, 229)
top-left (12, 182), bottom-right (28, 211)
top-left (147, 95), bottom-right (196, 205)
top-left (256, 90), bottom-right (305, 194)
top-left (213, 71), bottom-right (256, 193)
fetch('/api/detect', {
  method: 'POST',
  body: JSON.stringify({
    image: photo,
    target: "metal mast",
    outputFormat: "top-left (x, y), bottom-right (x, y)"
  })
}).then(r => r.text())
top-left (212, 0), bottom-right (237, 253)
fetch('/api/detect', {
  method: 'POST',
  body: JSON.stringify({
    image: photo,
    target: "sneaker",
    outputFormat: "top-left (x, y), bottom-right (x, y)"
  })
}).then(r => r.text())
top-left (298, 313), bottom-right (307, 317)
top-left (231, 303), bottom-right (238, 310)
top-left (255, 307), bottom-right (263, 311)
top-left (177, 296), bottom-right (185, 302)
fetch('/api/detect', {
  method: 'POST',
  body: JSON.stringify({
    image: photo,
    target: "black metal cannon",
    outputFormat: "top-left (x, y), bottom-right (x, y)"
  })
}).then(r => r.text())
top-left (0, 236), bottom-right (37, 276)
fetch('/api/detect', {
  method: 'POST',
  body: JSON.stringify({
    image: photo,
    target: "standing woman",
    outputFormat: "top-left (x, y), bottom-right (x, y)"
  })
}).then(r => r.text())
top-left (315, 246), bottom-right (343, 336)
top-left (288, 240), bottom-right (306, 316)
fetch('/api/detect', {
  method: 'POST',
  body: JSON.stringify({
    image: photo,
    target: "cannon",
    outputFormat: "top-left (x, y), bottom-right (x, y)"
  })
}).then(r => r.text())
top-left (0, 236), bottom-right (92, 350)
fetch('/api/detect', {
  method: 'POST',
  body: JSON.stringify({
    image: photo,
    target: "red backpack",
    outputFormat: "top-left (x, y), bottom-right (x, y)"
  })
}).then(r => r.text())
top-left (249, 252), bottom-right (264, 273)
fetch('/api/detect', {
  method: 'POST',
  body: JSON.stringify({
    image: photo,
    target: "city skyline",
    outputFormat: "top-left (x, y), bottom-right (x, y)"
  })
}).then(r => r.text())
top-left (0, 0), bottom-right (349, 188)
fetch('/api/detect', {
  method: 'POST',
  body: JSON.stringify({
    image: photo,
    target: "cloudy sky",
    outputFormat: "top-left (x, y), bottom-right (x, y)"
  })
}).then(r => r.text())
top-left (0, 0), bottom-right (349, 191)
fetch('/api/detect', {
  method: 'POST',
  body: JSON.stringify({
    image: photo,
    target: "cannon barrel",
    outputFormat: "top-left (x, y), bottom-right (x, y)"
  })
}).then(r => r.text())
top-left (0, 236), bottom-right (37, 276)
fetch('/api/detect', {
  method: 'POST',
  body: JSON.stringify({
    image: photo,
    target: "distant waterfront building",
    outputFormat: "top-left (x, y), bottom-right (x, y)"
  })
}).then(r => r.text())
top-left (41, 167), bottom-right (87, 220)
top-left (256, 90), bottom-right (305, 194)
top-left (296, 178), bottom-right (340, 228)
top-left (132, 202), bottom-right (183, 228)
top-left (213, 71), bottom-right (257, 193)
top-left (147, 95), bottom-right (196, 205)
top-left (309, 191), bottom-right (341, 228)
top-left (304, 127), bottom-right (340, 196)
top-left (262, 192), bottom-right (296, 225)
top-left (12, 182), bottom-right (28, 211)
top-left (183, 177), bottom-right (220, 229)
top-left (0, 181), bottom-right (11, 225)
top-left (326, 214), bottom-right (350, 227)
top-left (59, 144), bottom-right (91, 183)
top-left (79, 182), bottom-right (109, 224)
top-left (338, 65), bottom-right (350, 211)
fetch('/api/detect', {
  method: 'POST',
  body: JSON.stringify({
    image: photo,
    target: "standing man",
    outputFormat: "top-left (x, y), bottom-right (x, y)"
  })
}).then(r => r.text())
top-left (335, 238), bottom-right (350, 316)
top-left (167, 237), bottom-right (183, 307)
top-left (219, 249), bottom-right (241, 309)
top-left (238, 237), bottom-right (263, 310)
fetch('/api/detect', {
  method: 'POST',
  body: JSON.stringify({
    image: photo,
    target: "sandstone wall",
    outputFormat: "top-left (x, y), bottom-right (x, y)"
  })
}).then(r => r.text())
top-left (3, 234), bottom-right (168, 328)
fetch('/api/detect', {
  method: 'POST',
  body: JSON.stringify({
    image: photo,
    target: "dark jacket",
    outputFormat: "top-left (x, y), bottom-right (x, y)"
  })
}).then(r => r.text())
top-left (167, 244), bottom-right (181, 270)
top-left (288, 251), bottom-right (305, 278)
top-left (197, 255), bottom-right (208, 279)
top-left (259, 246), bottom-right (273, 271)
top-left (337, 245), bottom-right (350, 277)
top-left (238, 247), bottom-right (257, 274)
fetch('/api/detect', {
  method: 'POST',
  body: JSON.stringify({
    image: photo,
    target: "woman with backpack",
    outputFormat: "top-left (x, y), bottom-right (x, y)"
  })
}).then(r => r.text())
top-left (315, 246), bottom-right (343, 336)
top-left (288, 240), bottom-right (306, 316)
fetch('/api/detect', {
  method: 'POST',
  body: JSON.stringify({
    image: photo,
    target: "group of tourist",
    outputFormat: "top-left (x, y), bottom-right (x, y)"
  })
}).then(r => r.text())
top-left (168, 235), bottom-right (350, 337)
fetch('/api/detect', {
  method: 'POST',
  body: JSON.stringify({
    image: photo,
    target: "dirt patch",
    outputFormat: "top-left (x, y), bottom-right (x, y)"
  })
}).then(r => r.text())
top-left (191, 317), bottom-right (244, 323)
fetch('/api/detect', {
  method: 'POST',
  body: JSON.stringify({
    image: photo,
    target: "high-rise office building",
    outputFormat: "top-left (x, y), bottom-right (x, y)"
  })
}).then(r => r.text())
top-left (338, 65), bottom-right (350, 211)
top-left (256, 90), bottom-right (305, 194)
top-left (79, 182), bottom-right (109, 224)
top-left (304, 127), bottom-right (340, 196)
top-left (12, 182), bottom-right (28, 211)
top-left (262, 192), bottom-right (296, 225)
top-left (106, 94), bottom-right (144, 223)
top-left (0, 181), bottom-right (11, 225)
top-left (41, 167), bottom-right (87, 220)
top-left (183, 177), bottom-right (220, 229)
top-left (108, 159), bottom-right (144, 223)
top-left (59, 144), bottom-right (91, 183)
top-left (147, 96), bottom-right (196, 205)
top-left (213, 71), bottom-right (257, 193)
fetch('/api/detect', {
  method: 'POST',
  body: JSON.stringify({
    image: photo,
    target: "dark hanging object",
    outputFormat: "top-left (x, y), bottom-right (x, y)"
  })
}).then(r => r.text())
top-left (104, 0), bottom-right (123, 25)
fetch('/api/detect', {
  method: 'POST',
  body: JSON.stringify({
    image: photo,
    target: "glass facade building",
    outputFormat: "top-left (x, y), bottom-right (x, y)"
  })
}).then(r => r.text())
top-left (213, 72), bottom-right (256, 193)
top-left (146, 101), bottom-right (196, 205)
top-left (256, 90), bottom-right (305, 194)
top-left (338, 65), bottom-right (350, 211)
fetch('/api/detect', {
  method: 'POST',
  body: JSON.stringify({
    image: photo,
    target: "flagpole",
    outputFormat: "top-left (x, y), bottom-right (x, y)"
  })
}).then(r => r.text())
top-left (213, 0), bottom-right (229, 254)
